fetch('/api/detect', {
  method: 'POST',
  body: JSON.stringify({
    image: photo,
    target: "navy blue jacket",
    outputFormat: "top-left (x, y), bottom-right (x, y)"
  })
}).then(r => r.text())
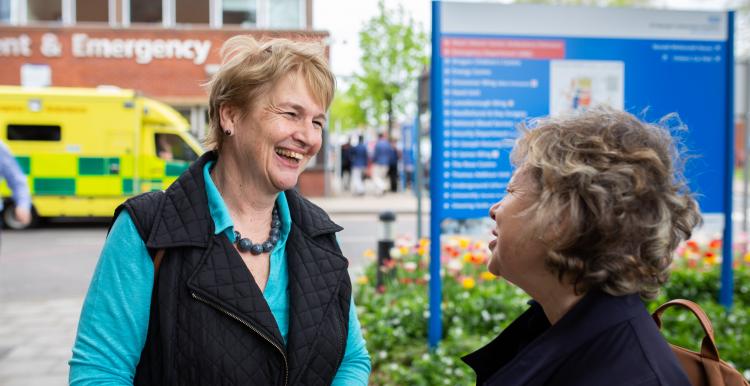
top-left (462, 291), bottom-right (690, 386)
top-left (350, 143), bottom-right (369, 168)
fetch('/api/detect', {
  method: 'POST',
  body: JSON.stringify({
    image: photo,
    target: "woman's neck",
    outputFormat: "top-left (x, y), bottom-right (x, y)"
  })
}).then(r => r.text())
top-left (211, 157), bottom-right (276, 217)
top-left (525, 275), bottom-right (585, 325)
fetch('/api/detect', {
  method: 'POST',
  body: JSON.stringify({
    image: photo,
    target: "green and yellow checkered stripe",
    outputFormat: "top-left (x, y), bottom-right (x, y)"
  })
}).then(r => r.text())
top-left (4, 154), bottom-right (190, 197)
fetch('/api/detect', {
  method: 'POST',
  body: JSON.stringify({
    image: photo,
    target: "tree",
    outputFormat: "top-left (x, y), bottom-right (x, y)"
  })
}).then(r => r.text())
top-left (355, 0), bottom-right (428, 138)
top-left (329, 84), bottom-right (367, 132)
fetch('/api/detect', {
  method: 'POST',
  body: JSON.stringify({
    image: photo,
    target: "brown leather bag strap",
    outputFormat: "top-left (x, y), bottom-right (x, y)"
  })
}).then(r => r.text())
top-left (153, 248), bottom-right (165, 280)
top-left (652, 299), bottom-right (720, 361)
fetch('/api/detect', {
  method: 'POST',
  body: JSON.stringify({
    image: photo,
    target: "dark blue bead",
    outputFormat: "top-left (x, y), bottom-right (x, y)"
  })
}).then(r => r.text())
top-left (272, 220), bottom-right (281, 228)
top-left (270, 236), bottom-right (279, 244)
top-left (262, 241), bottom-right (274, 252)
top-left (250, 244), bottom-right (264, 255)
top-left (270, 228), bottom-right (280, 237)
top-left (238, 238), bottom-right (253, 252)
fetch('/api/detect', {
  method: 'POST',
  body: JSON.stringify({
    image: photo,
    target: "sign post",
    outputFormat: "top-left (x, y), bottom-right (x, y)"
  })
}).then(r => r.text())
top-left (430, 1), bottom-right (735, 348)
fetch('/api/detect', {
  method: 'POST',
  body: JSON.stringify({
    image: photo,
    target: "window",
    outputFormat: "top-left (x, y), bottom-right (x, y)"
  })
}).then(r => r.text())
top-left (76, 0), bottom-right (108, 23)
top-left (131, 0), bottom-right (162, 23)
top-left (176, 0), bottom-right (208, 24)
top-left (28, 0), bottom-right (62, 22)
top-left (0, 0), bottom-right (10, 23)
top-left (269, 0), bottom-right (301, 29)
top-left (223, 0), bottom-right (256, 27)
top-left (155, 133), bottom-right (197, 162)
top-left (7, 124), bottom-right (61, 141)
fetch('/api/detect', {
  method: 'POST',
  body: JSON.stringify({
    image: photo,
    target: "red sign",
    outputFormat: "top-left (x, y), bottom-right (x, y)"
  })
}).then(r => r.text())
top-left (441, 37), bottom-right (565, 59)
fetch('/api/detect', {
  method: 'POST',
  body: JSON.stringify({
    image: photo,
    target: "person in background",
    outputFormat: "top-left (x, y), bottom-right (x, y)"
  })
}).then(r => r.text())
top-left (388, 138), bottom-right (400, 193)
top-left (463, 107), bottom-right (698, 385)
top-left (350, 134), bottom-right (369, 196)
top-left (371, 132), bottom-right (392, 196)
top-left (155, 134), bottom-right (174, 161)
top-left (341, 138), bottom-right (353, 192)
top-left (0, 141), bottom-right (32, 232)
top-left (70, 36), bottom-right (371, 385)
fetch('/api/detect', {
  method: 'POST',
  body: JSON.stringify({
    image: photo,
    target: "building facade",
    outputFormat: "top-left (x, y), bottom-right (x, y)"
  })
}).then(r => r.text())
top-left (0, 0), bottom-right (331, 195)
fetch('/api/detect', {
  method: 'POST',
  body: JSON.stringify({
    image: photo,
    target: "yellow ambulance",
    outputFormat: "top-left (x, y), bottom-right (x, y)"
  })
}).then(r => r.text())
top-left (0, 86), bottom-right (204, 229)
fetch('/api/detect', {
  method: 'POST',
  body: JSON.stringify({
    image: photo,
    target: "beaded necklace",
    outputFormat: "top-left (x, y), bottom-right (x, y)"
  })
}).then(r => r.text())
top-left (234, 205), bottom-right (281, 255)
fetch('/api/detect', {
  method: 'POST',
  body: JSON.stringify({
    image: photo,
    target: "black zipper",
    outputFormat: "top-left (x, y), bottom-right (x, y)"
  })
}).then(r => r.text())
top-left (191, 292), bottom-right (288, 386)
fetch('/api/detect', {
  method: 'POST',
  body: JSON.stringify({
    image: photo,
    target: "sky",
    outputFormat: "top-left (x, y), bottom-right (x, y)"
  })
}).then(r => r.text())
top-left (313, 0), bottom-right (740, 80)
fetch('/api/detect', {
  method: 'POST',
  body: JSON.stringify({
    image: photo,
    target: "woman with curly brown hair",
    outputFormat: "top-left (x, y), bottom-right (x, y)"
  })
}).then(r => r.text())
top-left (462, 107), bottom-right (701, 386)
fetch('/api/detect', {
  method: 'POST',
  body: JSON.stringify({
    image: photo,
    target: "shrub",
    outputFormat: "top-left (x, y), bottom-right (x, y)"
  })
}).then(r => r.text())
top-left (354, 236), bottom-right (750, 384)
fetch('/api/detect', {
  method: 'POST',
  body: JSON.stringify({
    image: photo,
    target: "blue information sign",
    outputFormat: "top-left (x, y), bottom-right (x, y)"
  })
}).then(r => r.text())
top-left (430, 1), bottom-right (734, 348)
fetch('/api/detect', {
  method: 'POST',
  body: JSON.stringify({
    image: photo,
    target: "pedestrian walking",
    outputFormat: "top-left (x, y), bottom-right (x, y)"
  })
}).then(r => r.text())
top-left (0, 141), bottom-right (32, 234)
top-left (371, 133), bottom-right (392, 195)
top-left (350, 135), bottom-right (368, 196)
top-left (341, 138), bottom-right (352, 192)
top-left (388, 138), bottom-right (400, 192)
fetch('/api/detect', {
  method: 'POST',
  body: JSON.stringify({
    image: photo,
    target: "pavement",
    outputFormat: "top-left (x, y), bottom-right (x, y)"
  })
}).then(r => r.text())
top-left (0, 190), bottom-right (427, 385)
top-left (309, 190), bottom-right (430, 215)
top-left (0, 298), bottom-right (81, 386)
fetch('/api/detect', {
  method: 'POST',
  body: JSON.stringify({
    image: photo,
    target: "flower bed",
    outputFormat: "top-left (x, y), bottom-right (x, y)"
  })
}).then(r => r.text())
top-left (354, 236), bottom-right (750, 385)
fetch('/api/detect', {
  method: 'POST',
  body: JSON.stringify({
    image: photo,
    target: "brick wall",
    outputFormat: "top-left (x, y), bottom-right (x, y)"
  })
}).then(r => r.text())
top-left (0, 26), bottom-right (329, 104)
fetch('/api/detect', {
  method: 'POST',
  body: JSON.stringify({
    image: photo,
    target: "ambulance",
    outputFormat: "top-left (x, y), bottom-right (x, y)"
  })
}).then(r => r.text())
top-left (0, 86), bottom-right (204, 229)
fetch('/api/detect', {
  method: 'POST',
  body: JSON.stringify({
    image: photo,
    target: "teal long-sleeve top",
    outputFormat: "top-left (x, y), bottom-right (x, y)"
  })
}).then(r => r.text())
top-left (69, 161), bottom-right (371, 385)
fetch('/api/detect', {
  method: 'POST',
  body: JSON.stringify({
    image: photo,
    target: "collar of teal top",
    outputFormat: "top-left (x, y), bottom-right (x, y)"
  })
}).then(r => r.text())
top-left (203, 160), bottom-right (292, 242)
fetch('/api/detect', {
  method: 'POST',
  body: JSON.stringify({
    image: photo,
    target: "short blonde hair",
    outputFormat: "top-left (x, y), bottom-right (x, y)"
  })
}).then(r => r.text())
top-left (204, 35), bottom-right (335, 151)
top-left (512, 106), bottom-right (701, 299)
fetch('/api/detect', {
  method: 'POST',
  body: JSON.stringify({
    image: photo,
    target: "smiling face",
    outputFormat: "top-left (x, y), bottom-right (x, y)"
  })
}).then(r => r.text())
top-left (220, 72), bottom-right (326, 194)
top-left (487, 168), bottom-right (548, 287)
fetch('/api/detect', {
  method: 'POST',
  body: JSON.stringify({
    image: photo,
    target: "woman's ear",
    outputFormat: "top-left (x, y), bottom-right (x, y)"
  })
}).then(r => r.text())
top-left (219, 104), bottom-right (236, 135)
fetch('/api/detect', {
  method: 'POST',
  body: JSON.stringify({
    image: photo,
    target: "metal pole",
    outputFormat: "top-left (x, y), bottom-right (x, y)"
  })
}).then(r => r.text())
top-left (428, 0), bottom-right (443, 349)
top-left (719, 12), bottom-right (735, 309)
top-left (415, 114), bottom-right (423, 240)
top-left (744, 59), bottom-right (750, 239)
top-left (377, 211), bottom-right (396, 293)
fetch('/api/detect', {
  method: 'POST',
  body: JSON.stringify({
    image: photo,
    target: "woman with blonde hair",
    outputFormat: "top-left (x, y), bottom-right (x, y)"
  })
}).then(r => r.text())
top-left (70, 36), bottom-right (371, 385)
top-left (463, 107), bottom-right (700, 385)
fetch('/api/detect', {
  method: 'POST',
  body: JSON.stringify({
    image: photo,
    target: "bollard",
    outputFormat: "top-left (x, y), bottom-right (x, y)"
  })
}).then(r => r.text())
top-left (377, 211), bottom-right (396, 293)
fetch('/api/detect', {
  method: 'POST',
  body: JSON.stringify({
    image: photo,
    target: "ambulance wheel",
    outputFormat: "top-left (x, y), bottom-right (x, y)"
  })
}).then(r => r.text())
top-left (3, 203), bottom-right (39, 230)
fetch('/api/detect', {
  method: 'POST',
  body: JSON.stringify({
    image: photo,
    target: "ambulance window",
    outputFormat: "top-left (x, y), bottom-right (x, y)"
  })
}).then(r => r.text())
top-left (7, 124), bottom-right (61, 141)
top-left (155, 134), bottom-right (197, 162)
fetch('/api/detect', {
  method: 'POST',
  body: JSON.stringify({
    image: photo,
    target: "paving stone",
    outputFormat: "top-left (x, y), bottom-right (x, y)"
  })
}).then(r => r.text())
top-left (0, 358), bottom-right (57, 376)
top-left (0, 374), bottom-right (67, 386)
top-left (3, 346), bottom-right (44, 360)
top-left (0, 298), bottom-right (82, 381)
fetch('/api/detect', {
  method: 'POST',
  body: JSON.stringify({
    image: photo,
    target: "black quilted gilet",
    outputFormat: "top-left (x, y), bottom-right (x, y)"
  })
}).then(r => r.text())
top-left (114, 151), bottom-right (352, 386)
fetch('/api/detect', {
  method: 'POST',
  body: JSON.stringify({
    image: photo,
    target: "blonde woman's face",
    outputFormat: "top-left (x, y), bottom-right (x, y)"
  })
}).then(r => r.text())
top-left (223, 73), bottom-right (326, 194)
top-left (487, 169), bottom-right (547, 286)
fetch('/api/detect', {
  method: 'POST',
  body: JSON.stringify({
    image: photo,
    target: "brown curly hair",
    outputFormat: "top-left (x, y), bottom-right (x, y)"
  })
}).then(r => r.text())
top-left (511, 106), bottom-right (702, 299)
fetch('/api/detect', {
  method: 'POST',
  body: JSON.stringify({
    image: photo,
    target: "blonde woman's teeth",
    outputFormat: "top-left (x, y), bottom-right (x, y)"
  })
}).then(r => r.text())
top-left (276, 148), bottom-right (303, 160)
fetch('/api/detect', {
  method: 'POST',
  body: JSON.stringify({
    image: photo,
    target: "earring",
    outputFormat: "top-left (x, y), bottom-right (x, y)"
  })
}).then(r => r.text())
top-left (224, 129), bottom-right (232, 136)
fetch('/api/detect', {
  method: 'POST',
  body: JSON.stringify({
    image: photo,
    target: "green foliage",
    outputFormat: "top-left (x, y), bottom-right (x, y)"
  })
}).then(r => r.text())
top-left (354, 0), bottom-right (428, 134)
top-left (356, 264), bottom-right (525, 385)
top-left (329, 84), bottom-right (367, 132)
top-left (354, 249), bottom-right (750, 384)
